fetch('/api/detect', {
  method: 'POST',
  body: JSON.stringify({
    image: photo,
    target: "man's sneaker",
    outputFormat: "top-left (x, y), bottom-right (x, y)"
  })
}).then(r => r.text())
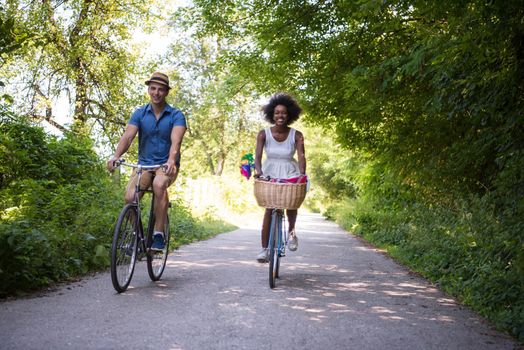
top-left (256, 248), bottom-right (269, 263)
top-left (288, 230), bottom-right (298, 251)
top-left (151, 233), bottom-right (165, 251)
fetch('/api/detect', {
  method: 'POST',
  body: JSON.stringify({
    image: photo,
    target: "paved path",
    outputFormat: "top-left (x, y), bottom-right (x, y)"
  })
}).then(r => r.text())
top-left (0, 212), bottom-right (520, 349)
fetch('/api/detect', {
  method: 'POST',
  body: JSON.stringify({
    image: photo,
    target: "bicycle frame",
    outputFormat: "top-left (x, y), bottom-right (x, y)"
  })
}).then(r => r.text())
top-left (268, 208), bottom-right (287, 288)
top-left (271, 209), bottom-right (287, 257)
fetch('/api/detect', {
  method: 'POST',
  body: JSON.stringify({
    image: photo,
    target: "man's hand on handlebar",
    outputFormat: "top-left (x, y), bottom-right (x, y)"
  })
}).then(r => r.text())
top-left (107, 157), bottom-right (117, 172)
top-left (107, 157), bottom-right (123, 172)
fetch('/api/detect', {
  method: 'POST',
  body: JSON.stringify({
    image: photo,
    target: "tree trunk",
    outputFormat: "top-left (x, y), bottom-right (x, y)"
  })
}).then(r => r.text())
top-left (215, 157), bottom-right (224, 176)
top-left (69, 0), bottom-right (93, 128)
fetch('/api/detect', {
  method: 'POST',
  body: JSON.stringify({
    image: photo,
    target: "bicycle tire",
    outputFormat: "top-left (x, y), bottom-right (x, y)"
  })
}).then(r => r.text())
top-left (111, 204), bottom-right (139, 293)
top-left (268, 210), bottom-right (280, 289)
top-left (146, 210), bottom-right (170, 281)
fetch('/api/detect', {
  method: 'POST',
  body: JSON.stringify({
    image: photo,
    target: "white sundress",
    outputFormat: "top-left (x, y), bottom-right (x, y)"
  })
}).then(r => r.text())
top-left (262, 127), bottom-right (301, 179)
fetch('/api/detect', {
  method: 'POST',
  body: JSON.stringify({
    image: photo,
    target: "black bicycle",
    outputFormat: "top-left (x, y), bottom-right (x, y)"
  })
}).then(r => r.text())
top-left (110, 160), bottom-right (171, 293)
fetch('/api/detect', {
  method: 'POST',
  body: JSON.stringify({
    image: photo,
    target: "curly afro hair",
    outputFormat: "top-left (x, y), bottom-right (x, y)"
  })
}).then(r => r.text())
top-left (262, 93), bottom-right (302, 125)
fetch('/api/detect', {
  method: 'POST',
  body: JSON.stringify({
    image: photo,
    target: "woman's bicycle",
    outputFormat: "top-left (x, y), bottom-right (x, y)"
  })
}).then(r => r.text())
top-left (110, 160), bottom-right (171, 293)
top-left (254, 177), bottom-right (307, 289)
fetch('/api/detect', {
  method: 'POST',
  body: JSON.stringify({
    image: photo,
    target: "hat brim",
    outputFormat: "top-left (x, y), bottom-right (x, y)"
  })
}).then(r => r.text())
top-left (145, 78), bottom-right (171, 89)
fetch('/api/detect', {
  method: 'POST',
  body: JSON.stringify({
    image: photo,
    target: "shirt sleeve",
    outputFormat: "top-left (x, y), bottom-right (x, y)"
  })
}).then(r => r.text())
top-left (128, 108), bottom-right (142, 127)
top-left (172, 110), bottom-right (187, 127)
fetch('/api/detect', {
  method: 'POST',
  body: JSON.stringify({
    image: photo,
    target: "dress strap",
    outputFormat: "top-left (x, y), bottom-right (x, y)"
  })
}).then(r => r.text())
top-left (288, 128), bottom-right (296, 144)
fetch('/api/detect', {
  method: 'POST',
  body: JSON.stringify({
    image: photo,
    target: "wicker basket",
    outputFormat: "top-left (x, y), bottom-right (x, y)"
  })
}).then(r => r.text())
top-left (253, 179), bottom-right (307, 209)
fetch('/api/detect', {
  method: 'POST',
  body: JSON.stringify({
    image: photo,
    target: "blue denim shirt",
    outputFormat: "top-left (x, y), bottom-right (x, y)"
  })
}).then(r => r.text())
top-left (128, 104), bottom-right (186, 165)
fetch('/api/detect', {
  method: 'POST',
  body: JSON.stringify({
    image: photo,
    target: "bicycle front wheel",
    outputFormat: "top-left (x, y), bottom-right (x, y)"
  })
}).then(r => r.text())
top-left (275, 214), bottom-right (282, 279)
top-left (111, 204), bottom-right (139, 293)
top-left (147, 214), bottom-right (170, 281)
top-left (268, 210), bottom-right (280, 289)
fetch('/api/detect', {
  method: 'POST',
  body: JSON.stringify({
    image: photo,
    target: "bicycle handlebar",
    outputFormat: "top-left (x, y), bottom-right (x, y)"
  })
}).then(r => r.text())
top-left (114, 159), bottom-right (167, 172)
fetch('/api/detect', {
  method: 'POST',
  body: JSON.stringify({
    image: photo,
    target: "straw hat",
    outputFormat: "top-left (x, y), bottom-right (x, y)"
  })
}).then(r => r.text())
top-left (145, 72), bottom-right (171, 89)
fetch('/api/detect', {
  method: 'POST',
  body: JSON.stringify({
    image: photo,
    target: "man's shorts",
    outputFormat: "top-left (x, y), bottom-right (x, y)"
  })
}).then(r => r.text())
top-left (125, 161), bottom-right (180, 199)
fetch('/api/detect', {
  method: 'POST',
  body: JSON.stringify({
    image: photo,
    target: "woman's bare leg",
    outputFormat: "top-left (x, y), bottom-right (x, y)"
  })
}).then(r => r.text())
top-left (287, 209), bottom-right (297, 233)
top-left (261, 208), bottom-right (272, 248)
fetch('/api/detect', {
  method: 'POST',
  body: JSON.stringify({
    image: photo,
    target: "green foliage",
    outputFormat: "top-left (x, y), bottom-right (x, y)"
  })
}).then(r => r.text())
top-left (0, 8), bottom-right (23, 57)
top-left (168, 199), bottom-right (236, 248)
top-left (0, 0), bottom-right (154, 135)
top-left (171, 173), bottom-right (259, 219)
top-left (164, 19), bottom-right (263, 176)
top-left (215, 175), bottom-right (260, 214)
top-left (0, 117), bottom-right (122, 296)
top-left (302, 124), bottom-right (359, 200)
top-left (0, 6), bottom-right (39, 85)
top-left (190, 0), bottom-right (524, 201)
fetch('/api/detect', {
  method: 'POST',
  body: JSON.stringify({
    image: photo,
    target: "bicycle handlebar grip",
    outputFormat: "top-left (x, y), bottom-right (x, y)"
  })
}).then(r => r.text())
top-left (114, 158), bottom-right (125, 167)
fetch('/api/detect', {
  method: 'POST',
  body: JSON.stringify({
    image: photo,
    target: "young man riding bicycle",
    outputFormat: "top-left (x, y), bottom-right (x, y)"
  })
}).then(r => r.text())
top-left (107, 72), bottom-right (187, 251)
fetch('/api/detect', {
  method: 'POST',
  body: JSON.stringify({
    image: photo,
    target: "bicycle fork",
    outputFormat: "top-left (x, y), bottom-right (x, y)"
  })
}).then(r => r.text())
top-left (277, 211), bottom-right (287, 258)
top-left (135, 213), bottom-right (148, 260)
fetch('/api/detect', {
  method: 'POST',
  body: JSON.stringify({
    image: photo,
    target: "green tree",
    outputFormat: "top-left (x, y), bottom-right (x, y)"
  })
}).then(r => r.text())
top-left (0, 4), bottom-right (39, 104)
top-left (189, 0), bottom-right (524, 198)
top-left (167, 13), bottom-right (262, 176)
top-left (0, 0), bottom-right (155, 134)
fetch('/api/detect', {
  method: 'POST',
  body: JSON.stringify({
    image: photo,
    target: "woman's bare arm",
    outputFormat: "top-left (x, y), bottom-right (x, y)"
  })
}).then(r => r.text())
top-left (295, 130), bottom-right (306, 175)
top-left (254, 130), bottom-right (266, 177)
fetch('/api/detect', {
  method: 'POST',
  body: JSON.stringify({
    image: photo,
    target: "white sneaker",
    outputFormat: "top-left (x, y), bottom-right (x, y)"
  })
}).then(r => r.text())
top-left (256, 248), bottom-right (268, 263)
top-left (288, 231), bottom-right (298, 251)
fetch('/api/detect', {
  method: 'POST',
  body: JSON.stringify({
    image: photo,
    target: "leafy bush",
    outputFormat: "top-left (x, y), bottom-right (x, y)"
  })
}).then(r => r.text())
top-left (167, 199), bottom-right (235, 248)
top-left (0, 118), bottom-right (121, 296)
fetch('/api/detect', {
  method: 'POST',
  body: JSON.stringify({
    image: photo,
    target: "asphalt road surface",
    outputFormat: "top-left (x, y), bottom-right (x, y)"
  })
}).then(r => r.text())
top-left (0, 212), bottom-right (520, 349)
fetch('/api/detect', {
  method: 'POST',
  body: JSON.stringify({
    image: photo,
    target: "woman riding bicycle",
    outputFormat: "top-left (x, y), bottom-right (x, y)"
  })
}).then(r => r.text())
top-left (254, 93), bottom-right (307, 262)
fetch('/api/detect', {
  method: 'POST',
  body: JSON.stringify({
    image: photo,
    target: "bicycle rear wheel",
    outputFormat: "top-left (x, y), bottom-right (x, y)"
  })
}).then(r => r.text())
top-left (146, 212), bottom-right (170, 281)
top-left (111, 204), bottom-right (139, 293)
top-left (268, 210), bottom-right (281, 289)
